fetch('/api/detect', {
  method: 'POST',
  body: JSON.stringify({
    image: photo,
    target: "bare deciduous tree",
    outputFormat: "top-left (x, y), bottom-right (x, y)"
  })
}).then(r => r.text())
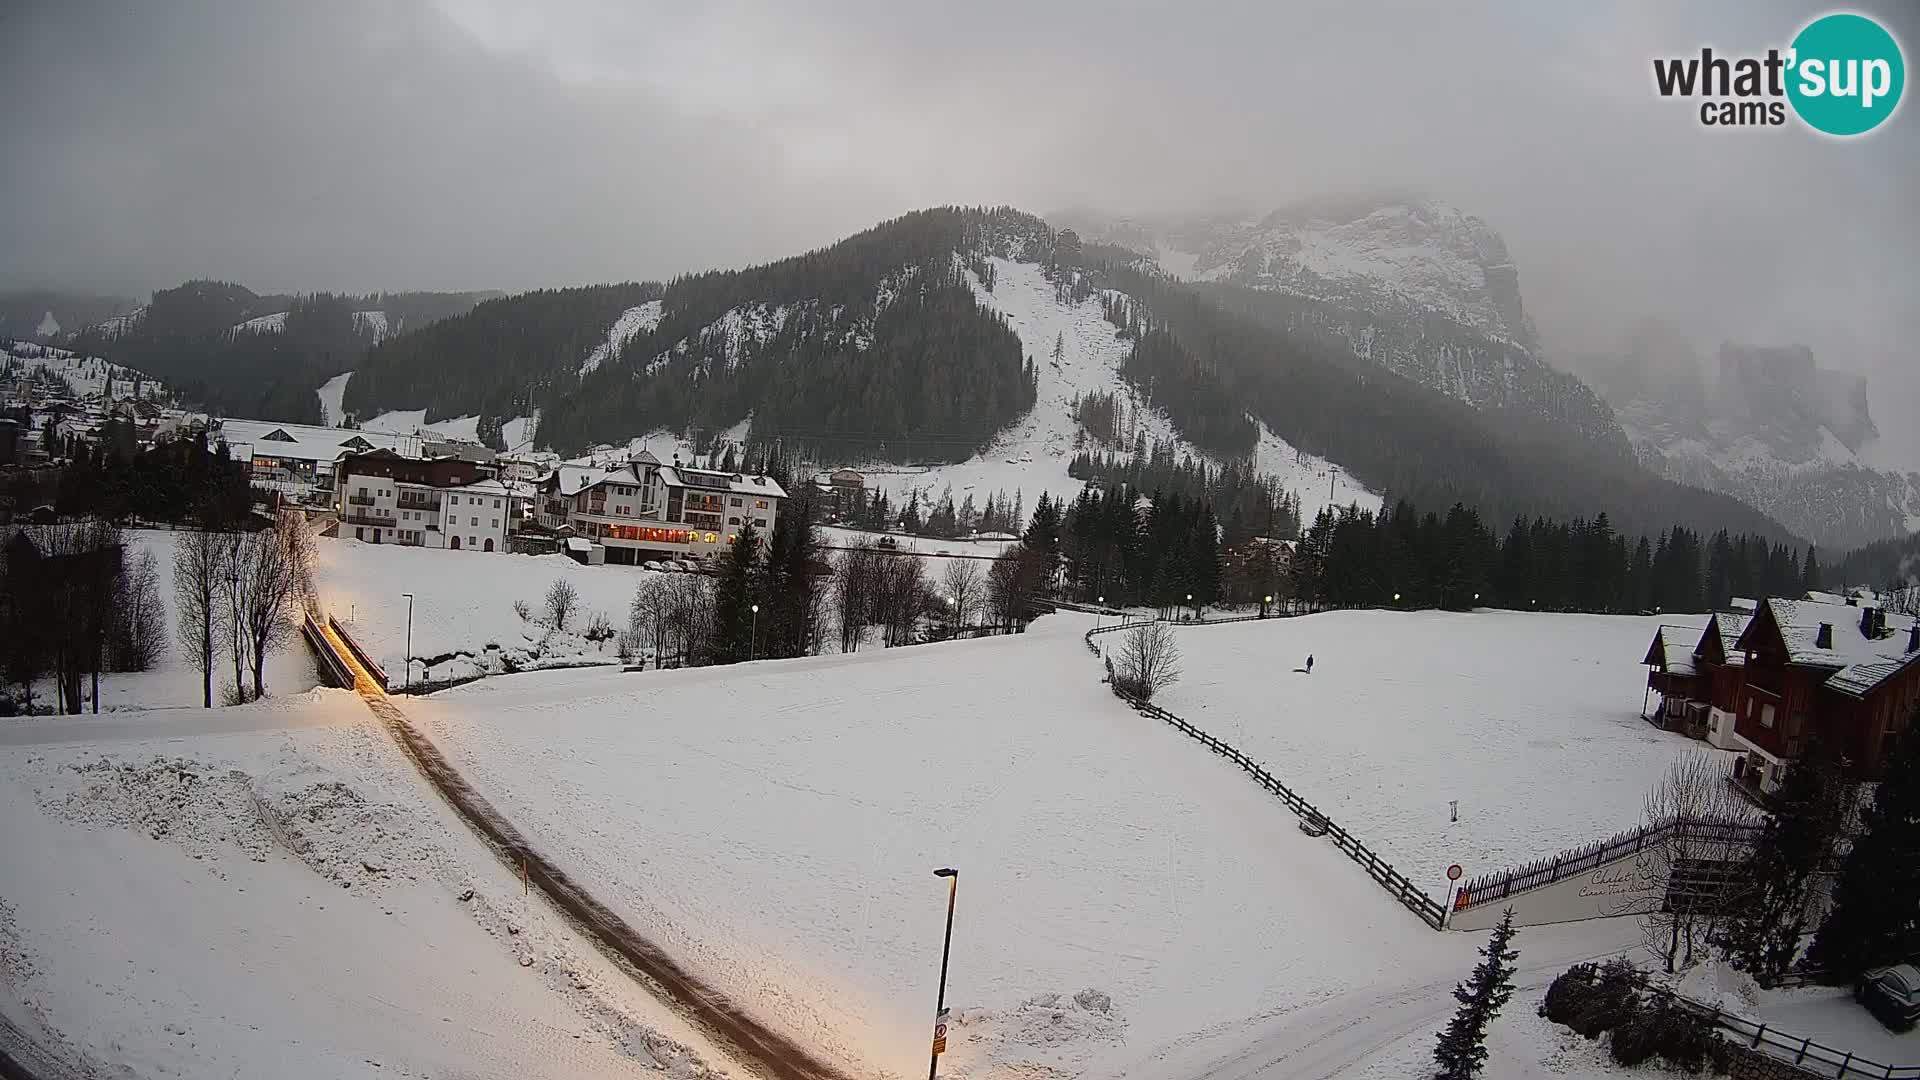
top-left (942, 558), bottom-right (982, 630)
top-left (1115, 620), bottom-right (1181, 700)
top-left (110, 549), bottom-right (168, 671)
top-left (173, 528), bottom-right (227, 709)
top-left (237, 513), bottom-right (311, 700)
top-left (835, 542), bottom-right (881, 653)
top-left (583, 610), bottom-right (615, 650)
top-left (544, 579), bottom-right (580, 631)
top-left (986, 544), bottom-right (1043, 633)
top-left (876, 555), bottom-right (929, 647)
top-left (1641, 752), bottom-right (1757, 973)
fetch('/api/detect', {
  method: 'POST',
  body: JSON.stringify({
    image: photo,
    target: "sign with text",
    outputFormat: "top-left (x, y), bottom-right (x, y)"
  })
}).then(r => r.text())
top-left (931, 1007), bottom-right (950, 1055)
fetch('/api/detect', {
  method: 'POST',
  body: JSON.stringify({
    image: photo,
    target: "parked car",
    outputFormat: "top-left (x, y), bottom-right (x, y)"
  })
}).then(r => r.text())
top-left (1856, 964), bottom-right (1920, 1031)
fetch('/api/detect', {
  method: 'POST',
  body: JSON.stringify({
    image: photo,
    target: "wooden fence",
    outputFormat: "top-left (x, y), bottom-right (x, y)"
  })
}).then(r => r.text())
top-left (1084, 621), bottom-right (1448, 929)
top-left (1454, 817), bottom-right (1766, 913)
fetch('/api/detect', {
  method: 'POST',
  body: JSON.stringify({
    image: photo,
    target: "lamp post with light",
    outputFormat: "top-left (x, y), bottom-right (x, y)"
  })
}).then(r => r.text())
top-left (400, 592), bottom-right (414, 689)
top-left (750, 603), bottom-right (760, 661)
top-left (928, 868), bottom-right (959, 1080)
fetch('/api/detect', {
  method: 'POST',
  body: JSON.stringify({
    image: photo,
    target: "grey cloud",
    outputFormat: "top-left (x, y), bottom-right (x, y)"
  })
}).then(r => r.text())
top-left (1, 0), bottom-right (1915, 414)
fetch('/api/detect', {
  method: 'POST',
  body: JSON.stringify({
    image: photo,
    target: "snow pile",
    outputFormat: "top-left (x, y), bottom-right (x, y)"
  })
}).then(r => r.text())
top-left (1673, 959), bottom-right (1763, 1020)
top-left (0, 700), bottom-right (745, 1079)
top-left (580, 300), bottom-right (664, 377)
top-left (950, 989), bottom-right (1128, 1079)
top-left (231, 311), bottom-right (289, 334)
top-left (1157, 610), bottom-right (1731, 886)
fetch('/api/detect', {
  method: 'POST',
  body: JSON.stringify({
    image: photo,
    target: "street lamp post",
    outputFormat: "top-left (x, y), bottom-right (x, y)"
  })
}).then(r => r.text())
top-left (929, 868), bottom-right (959, 1080)
top-left (400, 592), bottom-right (414, 690)
top-left (750, 603), bottom-right (760, 661)
top-left (1262, 593), bottom-right (1272, 618)
top-left (1186, 592), bottom-right (1193, 621)
top-left (1096, 595), bottom-right (1105, 630)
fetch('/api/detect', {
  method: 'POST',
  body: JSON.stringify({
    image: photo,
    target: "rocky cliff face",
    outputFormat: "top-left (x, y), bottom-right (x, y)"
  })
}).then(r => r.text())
top-left (1599, 336), bottom-right (1917, 550)
top-left (1059, 197), bottom-right (1625, 453)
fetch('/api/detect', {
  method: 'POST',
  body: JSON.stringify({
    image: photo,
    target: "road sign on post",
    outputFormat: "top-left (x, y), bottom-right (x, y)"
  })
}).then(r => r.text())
top-left (931, 1007), bottom-right (949, 1055)
top-left (1446, 864), bottom-right (1463, 882)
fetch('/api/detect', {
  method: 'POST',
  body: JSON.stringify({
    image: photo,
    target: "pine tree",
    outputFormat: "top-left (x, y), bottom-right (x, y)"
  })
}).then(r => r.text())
top-left (1805, 712), bottom-right (1920, 980)
top-left (1432, 909), bottom-right (1520, 1080)
top-left (1801, 546), bottom-right (1819, 595)
top-left (709, 523), bottom-right (762, 664)
top-left (1718, 739), bottom-right (1848, 984)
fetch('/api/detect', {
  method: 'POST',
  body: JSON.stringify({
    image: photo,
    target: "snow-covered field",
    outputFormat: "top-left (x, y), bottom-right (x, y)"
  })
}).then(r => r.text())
top-left (313, 537), bottom-right (654, 684)
top-left (1155, 610), bottom-right (1728, 887)
top-left (24, 529), bottom-right (318, 711)
top-left (409, 613), bottom-right (1647, 1080)
top-left (0, 692), bottom-right (747, 1079)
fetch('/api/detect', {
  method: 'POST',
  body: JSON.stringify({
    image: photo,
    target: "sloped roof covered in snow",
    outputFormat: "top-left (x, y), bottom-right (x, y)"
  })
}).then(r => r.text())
top-left (1737, 597), bottom-right (1920, 699)
top-left (657, 465), bottom-right (787, 499)
top-left (1643, 625), bottom-right (1699, 675)
top-left (215, 418), bottom-right (418, 464)
top-left (1702, 613), bottom-right (1751, 667)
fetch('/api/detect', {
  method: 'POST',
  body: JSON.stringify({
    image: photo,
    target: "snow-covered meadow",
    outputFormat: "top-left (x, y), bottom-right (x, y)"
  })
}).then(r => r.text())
top-left (407, 612), bottom-right (1649, 1080)
top-left (1154, 610), bottom-right (1729, 888)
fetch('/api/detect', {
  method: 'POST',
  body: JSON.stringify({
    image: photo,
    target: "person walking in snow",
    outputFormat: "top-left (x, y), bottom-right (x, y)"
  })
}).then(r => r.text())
top-left (1305, 654), bottom-right (1314, 674)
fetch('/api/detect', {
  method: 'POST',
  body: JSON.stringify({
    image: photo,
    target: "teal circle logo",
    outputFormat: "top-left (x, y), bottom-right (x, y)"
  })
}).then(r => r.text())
top-left (1787, 13), bottom-right (1905, 136)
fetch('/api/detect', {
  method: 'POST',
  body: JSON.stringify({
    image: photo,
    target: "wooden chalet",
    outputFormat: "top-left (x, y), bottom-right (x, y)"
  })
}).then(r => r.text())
top-left (1728, 597), bottom-right (1920, 794)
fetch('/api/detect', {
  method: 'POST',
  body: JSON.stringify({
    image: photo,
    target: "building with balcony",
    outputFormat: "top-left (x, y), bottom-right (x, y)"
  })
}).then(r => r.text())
top-left (215, 418), bottom-right (423, 497)
top-left (534, 452), bottom-right (786, 564)
top-left (333, 448), bottom-right (523, 552)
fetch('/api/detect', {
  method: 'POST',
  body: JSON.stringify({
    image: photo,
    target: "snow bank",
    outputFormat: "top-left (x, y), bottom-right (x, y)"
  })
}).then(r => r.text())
top-left (0, 693), bottom-right (744, 1079)
top-left (1156, 609), bottom-right (1730, 889)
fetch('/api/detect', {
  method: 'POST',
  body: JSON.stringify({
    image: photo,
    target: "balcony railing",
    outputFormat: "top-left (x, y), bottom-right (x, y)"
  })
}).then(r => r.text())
top-left (397, 497), bottom-right (442, 511)
top-left (347, 493), bottom-right (377, 506)
top-left (342, 511), bottom-right (395, 527)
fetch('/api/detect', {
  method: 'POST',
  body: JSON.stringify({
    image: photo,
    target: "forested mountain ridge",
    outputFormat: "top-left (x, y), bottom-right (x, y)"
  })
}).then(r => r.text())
top-left (347, 207), bottom-right (1048, 461)
top-left (64, 282), bottom-right (494, 424)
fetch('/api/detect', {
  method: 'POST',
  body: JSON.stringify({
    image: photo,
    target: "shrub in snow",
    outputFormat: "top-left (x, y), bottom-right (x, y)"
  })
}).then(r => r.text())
top-left (1609, 994), bottom-right (1722, 1072)
top-left (544, 580), bottom-right (579, 631)
top-left (1114, 621), bottom-right (1180, 701)
top-left (583, 611), bottom-right (615, 649)
top-left (512, 599), bottom-right (531, 623)
top-left (1542, 959), bottom-right (1640, 1039)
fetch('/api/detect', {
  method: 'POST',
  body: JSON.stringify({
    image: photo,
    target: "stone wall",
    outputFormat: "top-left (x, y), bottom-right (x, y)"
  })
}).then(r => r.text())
top-left (1728, 1047), bottom-right (1826, 1080)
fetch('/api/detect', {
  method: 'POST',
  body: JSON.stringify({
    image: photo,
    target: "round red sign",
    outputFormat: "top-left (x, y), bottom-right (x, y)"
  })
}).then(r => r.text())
top-left (1446, 864), bottom-right (1463, 881)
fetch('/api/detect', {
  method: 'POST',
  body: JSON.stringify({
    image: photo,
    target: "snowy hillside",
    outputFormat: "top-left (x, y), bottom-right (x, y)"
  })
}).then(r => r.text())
top-left (1601, 341), bottom-right (1920, 548)
top-left (232, 310), bottom-right (289, 334)
top-left (315, 370), bottom-right (352, 425)
top-left (580, 300), bottom-right (663, 377)
top-left (352, 309), bottom-right (390, 342)
top-left (1061, 200), bottom-right (1627, 453)
top-left (864, 257), bottom-right (1377, 521)
top-left (2, 339), bottom-right (165, 401)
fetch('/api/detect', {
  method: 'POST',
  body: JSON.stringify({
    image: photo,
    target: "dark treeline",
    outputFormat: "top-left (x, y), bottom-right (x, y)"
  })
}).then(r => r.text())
top-left (538, 207), bottom-right (1047, 459)
top-left (1, 422), bottom-right (252, 528)
top-left (345, 283), bottom-right (659, 435)
top-left (1288, 500), bottom-right (1816, 613)
top-left (1828, 530), bottom-right (1920, 595)
top-left (1068, 440), bottom-right (1301, 545)
top-left (1071, 255), bottom-right (1800, 546)
top-left (70, 282), bottom-right (490, 424)
top-left (1052, 486), bottom-right (1223, 615)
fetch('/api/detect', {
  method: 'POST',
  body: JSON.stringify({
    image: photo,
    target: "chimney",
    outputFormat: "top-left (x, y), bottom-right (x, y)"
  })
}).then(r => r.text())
top-left (1815, 623), bottom-right (1833, 650)
top-left (1861, 607), bottom-right (1876, 637)
top-left (1909, 622), bottom-right (1919, 653)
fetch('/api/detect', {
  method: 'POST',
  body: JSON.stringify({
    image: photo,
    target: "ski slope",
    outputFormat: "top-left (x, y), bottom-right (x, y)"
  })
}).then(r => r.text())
top-left (0, 693), bottom-right (748, 1080)
top-left (1155, 610), bottom-right (1737, 886)
top-left (409, 613), bottom-right (1645, 1080)
top-left (315, 370), bottom-right (352, 425)
top-left (3, 341), bottom-right (163, 400)
top-left (854, 258), bottom-right (1375, 524)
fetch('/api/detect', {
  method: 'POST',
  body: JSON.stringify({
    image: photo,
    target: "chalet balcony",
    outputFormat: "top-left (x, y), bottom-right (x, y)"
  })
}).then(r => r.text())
top-left (347, 493), bottom-right (378, 507)
top-left (397, 495), bottom-right (442, 511)
top-left (342, 511), bottom-right (395, 527)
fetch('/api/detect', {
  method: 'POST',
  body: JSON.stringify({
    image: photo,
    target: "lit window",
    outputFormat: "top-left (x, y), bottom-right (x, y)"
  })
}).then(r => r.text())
top-left (755, 499), bottom-right (768, 509)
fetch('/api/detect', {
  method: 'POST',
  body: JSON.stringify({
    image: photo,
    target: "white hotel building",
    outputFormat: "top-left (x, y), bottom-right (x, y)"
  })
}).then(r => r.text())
top-left (535, 451), bottom-right (786, 564)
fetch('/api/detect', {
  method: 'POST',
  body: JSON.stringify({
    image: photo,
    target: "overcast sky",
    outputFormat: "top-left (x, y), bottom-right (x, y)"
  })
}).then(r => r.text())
top-left (2, 0), bottom-right (1916, 420)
